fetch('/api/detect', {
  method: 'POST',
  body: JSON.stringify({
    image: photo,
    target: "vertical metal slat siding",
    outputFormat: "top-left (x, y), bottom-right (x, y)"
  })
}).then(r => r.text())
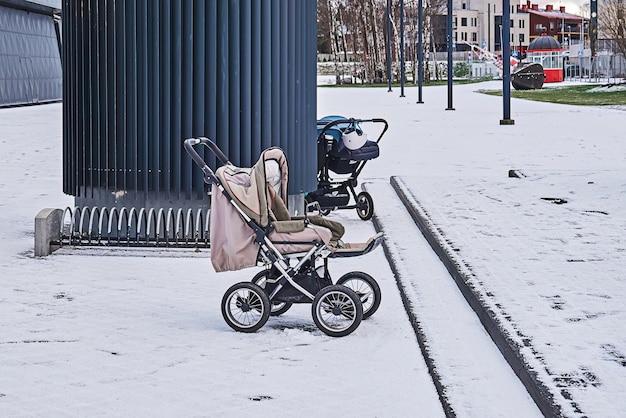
top-left (240, 0), bottom-right (252, 166)
top-left (137, 0), bottom-right (148, 198)
top-left (63, 0), bottom-right (317, 209)
top-left (181, 0), bottom-right (193, 200)
top-left (159, 0), bottom-right (170, 198)
top-left (205, 4), bottom-right (217, 172)
top-left (251, 0), bottom-right (262, 159)
top-left (216, 0), bottom-right (229, 171)
top-left (170, 1), bottom-right (182, 199)
top-left (192, 0), bottom-right (206, 200)
top-left (260, 2), bottom-right (271, 152)
top-left (228, 0), bottom-right (241, 166)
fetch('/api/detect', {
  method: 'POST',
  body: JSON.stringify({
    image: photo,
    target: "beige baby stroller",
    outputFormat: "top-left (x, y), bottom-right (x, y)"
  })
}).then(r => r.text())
top-left (184, 138), bottom-right (383, 337)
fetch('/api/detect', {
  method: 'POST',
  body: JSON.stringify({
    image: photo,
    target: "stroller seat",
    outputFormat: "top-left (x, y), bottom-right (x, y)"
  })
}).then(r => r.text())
top-left (328, 140), bottom-right (379, 175)
top-left (330, 140), bottom-right (380, 162)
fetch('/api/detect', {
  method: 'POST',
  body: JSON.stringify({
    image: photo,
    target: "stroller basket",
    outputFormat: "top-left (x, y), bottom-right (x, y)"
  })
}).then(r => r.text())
top-left (184, 137), bottom-right (384, 337)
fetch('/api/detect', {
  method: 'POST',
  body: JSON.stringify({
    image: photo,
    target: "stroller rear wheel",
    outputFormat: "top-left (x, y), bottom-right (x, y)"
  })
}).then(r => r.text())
top-left (312, 285), bottom-right (363, 337)
top-left (336, 271), bottom-right (381, 320)
top-left (356, 192), bottom-right (374, 220)
top-left (252, 270), bottom-right (293, 316)
top-left (221, 282), bottom-right (271, 333)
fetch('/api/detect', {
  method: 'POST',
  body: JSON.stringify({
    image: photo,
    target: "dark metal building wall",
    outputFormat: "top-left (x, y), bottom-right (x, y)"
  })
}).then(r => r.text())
top-left (0, 4), bottom-right (62, 106)
top-left (62, 0), bottom-right (318, 210)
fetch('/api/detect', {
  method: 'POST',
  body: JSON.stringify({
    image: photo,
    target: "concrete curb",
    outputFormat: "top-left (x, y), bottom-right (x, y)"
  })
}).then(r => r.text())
top-left (35, 208), bottom-right (63, 257)
top-left (389, 176), bottom-right (562, 418)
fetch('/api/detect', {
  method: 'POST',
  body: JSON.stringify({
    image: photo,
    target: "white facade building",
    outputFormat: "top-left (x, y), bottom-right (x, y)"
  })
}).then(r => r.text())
top-left (453, 0), bottom-right (530, 54)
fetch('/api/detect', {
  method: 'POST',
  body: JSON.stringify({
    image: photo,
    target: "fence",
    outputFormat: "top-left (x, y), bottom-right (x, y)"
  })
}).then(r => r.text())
top-left (564, 54), bottom-right (626, 83)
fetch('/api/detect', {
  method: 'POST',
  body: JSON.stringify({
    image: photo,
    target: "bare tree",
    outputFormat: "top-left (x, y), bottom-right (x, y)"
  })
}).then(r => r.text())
top-left (317, 0), bottom-right (332, 54)
top-left (317, 0), bottom-right (448, 83)
top-left (599, 0), bottom-right (626, 57)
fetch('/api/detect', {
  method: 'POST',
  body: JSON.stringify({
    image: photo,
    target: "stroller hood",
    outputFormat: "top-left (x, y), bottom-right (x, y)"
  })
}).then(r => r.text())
top-left (215, 147), bottom-right (289, 228)
top-left (210, 148), bottom-right (289, 272)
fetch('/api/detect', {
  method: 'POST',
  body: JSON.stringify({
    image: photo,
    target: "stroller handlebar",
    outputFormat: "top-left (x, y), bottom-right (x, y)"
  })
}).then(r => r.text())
top-left (183, 137), bottom-right (231, 182)
top-left (316, 118), bottom-right (389, 144)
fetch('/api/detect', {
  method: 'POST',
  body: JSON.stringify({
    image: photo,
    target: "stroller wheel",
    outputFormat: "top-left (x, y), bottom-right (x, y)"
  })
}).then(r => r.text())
top-left (336, 271), bottom-right (381, 320)
top-left (221, 282), bottom-right (271, 333)
top-left (312, 285), bottom-right (363, 337)
top-left (252, 270), bottom-right (293, 316)
top-left (356, 192), bottom-right (374, 221)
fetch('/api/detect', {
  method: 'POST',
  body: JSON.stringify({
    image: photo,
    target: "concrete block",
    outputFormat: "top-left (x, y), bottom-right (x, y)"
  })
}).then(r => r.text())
top-left (35, 208), bottom-right (63, 257)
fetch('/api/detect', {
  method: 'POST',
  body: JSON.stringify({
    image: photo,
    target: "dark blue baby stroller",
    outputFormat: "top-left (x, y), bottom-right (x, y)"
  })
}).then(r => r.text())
top-left (305, 116), bottom-right (388, 220)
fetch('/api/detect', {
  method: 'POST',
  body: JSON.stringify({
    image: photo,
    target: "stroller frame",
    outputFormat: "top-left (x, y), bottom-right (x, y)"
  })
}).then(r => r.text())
top-left (184, 137), bottom-right (383, 337)
top-left (306, 117), bottom-right (388, 220)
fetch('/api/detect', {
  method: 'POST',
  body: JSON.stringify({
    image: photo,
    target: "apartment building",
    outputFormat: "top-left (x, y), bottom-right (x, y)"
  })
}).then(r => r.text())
top-left (451, 1), bottom-right (583, 55)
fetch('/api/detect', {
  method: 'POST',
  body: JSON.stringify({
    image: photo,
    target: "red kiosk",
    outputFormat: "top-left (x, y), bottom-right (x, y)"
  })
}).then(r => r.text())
top-left (526, 33), bottom-right (564, 83)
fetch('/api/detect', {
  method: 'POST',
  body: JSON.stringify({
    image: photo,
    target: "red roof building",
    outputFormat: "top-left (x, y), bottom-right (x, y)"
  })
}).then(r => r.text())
top-left (518, 1), bottom-right (587, 47)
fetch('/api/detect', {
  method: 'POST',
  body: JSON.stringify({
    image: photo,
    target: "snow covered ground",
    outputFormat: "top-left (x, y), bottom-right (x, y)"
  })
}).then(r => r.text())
top-left (0, 105), bottom-right (442, 417)
top-left (1, 79), bottom-right (624, 417)
top-left (318, 80), bottom-right (626, 417)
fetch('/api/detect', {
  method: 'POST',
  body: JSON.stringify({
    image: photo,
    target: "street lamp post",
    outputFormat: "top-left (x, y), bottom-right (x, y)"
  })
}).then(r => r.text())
top-left (446, 0), bottom-right (454, 110)
top-left (500, 0), bottom-right (514, 125)
top-left (417, 0), bottom-right (424, 103)
top-left (386, 0), bottom-right (393, 92)
top-left (400, 0), bottom-right (406, 97)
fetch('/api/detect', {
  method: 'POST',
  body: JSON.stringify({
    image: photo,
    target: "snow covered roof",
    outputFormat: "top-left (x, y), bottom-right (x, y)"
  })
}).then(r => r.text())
top-left (526, 9), bottom-right (586, 20)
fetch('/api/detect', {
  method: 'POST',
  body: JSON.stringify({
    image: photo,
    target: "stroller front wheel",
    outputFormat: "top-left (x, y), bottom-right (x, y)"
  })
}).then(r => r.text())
top-left (356, 192), bottom-right (374, 220)
top-left (221, 282), bottom-right (271, 333)
top-left (312, 285), bottom-right (363, 337)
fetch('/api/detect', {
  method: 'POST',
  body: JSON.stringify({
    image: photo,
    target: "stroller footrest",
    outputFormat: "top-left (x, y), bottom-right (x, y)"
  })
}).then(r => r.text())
top-left (328, 232), bottom-right (384, 258)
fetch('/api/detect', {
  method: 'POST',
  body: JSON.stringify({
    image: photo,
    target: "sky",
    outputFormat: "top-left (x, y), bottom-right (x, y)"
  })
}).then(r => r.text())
top-left (525, 0), bottom-right (588, 15)
top-left (1, 77), bottom-right (625, 417)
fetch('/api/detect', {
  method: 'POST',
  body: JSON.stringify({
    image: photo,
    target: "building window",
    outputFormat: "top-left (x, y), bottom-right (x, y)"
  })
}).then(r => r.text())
top-left (461, 17), bottom-right (467, 26)
top-left (519, 33), bottom-right (525, 42)
top-left (472, 32), bottom-right (477, 42)
top-left (462, 32), bottom-right (468, 41)
top-left (511, 20), bottom-right (514, 28)
top-left (519, 20), bottom-right (525, 29)
top-left (462, 2), bottom-right (467, 9)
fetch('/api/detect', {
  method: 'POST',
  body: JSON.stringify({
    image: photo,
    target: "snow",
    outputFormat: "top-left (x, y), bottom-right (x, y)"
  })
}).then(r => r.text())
top-left (588, 84), bottom-right (626, 92)
top-left (318, 81), bottom-right (626, 416)
top-left (1, 79), bottom-right (625, 417)
top-left (0, 105), bottom-right (443, 416)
